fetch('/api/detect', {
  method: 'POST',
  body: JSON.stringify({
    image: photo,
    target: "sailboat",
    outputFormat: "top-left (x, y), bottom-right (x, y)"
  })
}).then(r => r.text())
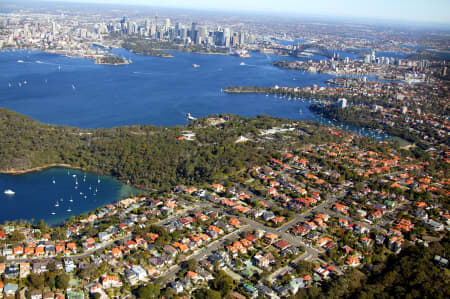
top-left (72, 84), bottom-right (76, 90)
top-left (8, 82), bottom-right (11, 87)
top-left (69, 196), bottom-right (73, 203)
top-left (97, 176), bottom-right (101, 184)
top-left (55, 200), bottom-right (59, 207)
top-left (52, 177), bottom-right (56, 184)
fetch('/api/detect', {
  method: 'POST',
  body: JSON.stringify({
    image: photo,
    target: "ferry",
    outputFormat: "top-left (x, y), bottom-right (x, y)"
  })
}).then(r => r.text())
top-left (4, 189), bottom-right (15, 195)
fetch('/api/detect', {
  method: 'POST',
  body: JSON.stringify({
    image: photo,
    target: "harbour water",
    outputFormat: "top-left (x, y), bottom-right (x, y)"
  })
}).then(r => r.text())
top-left (1, 48), bottom-right (335, 128)
top-left (0, 167), bottom-right (139, 226)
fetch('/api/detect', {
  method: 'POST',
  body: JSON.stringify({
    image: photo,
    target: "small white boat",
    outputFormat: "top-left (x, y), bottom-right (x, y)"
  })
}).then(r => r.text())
top-left (4, 189), bottom-right (15, 195)
top-left (23, 80), bottom-right (27, 85)
top-left (51, 212), bottom-right (56, 215)
top-left (72, 84), bottom-right (76, 90)
top-left (186, 113), bottom-right (197, 121)
top-left (67, 208), bottom-right (72, 212)
top-left (52, 178), bottom-right (56, 184)
top-left (55, 201), bottom-right (59, 207)
top-left (17, 60), bottom-right (24, 63)
top-left (72, 174), bottom-right (77, 178)
top-left (8, 82), bottom-right (11, 87)
top-left (240, 62), bottom-right (246, 66)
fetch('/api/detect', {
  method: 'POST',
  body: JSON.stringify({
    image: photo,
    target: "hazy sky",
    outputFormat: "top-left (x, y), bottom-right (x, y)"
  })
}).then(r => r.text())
top-left (45, 0), bottom-right (450, 24)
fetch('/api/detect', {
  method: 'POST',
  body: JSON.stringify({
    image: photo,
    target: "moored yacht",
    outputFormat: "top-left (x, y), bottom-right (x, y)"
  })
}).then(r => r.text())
top-left (4, 189), bottom-right (15, 195)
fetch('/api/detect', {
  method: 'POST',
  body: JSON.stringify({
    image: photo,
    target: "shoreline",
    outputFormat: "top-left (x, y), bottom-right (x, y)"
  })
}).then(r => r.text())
top-left (0, 163), bottom-right (84, 175)
top-left (0, 163), bottom-right (150, 191)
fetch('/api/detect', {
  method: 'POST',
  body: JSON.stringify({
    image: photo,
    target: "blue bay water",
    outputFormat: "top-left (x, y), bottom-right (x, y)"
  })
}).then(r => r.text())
top-left (0, 48), bottom-right (335, 128)
top-left (0, 167), bottom-right (139, 226)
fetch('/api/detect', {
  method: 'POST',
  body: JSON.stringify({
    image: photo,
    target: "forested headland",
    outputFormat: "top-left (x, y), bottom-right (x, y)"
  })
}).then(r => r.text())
top-left (0, 108), bottom-right (334, 190)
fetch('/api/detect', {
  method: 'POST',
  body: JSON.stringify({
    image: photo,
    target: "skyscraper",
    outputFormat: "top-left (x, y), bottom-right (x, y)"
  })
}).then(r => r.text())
top-left (223, 27), bottom-right (231, 47)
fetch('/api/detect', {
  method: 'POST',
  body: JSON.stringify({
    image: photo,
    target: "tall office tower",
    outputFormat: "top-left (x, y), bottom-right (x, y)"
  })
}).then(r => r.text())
top-left (175, 22), bottom-right (181, 33)
top-left (120, 17), bottom-right (127, 34)
top-left (197, 26), bottom-right (207, 44)
top-left (51, 21), bottom-right (57, 35)
top-left (23, 23), bottom-right (30, 37)
top-left (371, 50), bottom-right (376, 62)
top-left (223, 27), bottom-right (231, 47)
top-left (239, 31), bottom-right (246, 46)
top-left (131, 22), bottom-right (138, 34)
top-left (180, 27), bottom-right (187, 40)
top-left (215, 30), bottom-right (224, 45)
top-left (150, 25), bottom-right (156, 37)
top-left (145, 19), bottom-right (151, 33)
top-left (190, 22), bottom-right (198, 41)
top-left (165, 18), bottom-right (171, 28)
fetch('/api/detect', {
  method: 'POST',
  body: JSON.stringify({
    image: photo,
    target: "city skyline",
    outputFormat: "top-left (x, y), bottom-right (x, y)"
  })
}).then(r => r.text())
top-left (39, 0), bottom-right (450, 25)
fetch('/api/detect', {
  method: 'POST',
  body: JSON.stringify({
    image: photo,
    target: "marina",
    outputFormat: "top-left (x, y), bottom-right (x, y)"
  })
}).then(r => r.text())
top-left (0, 167), bottom-right (139, 226)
